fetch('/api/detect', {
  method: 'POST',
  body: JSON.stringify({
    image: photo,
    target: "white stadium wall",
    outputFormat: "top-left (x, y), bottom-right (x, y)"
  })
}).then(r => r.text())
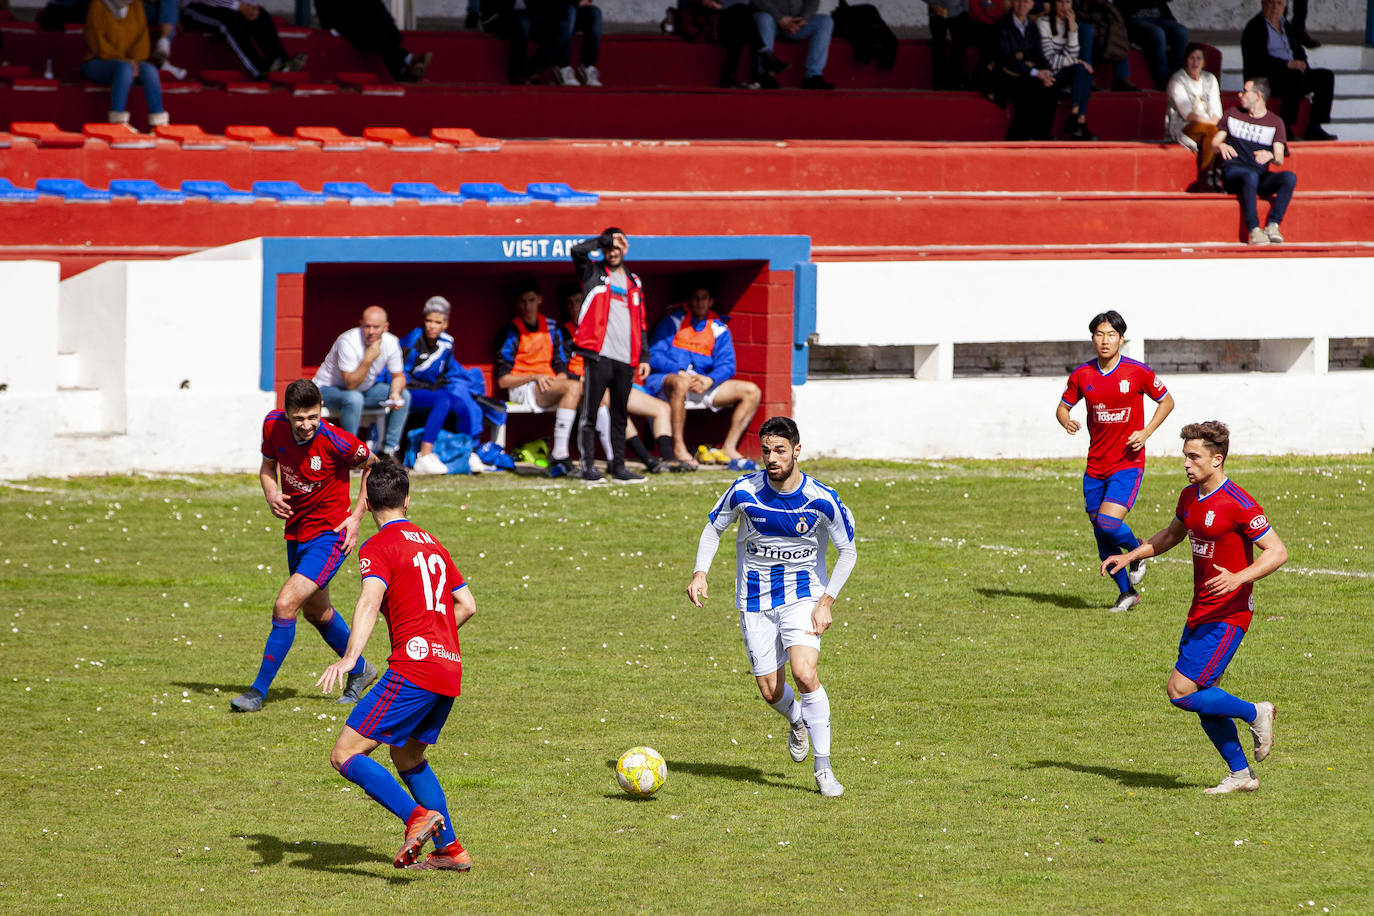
top-left (795, 258), bottom-right (1374, 460)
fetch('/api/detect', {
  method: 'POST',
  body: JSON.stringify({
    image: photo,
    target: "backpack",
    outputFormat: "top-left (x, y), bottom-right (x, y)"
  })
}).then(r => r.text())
top-left (831, 0), bottom-right (897, 70)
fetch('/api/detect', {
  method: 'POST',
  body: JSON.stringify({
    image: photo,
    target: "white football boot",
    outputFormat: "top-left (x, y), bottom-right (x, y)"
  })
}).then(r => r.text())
top-left (1250, 701), bottom-right (1276, 762)
top-left (1204, 770), bottom-right (1259, 794)
top-left (814, 767), bottom-right (844, 798)
top-left (788, 718), bottom-right (809, 763)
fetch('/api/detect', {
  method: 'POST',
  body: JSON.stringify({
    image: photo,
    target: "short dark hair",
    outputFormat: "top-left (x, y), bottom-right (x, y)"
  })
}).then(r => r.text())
top-left (366, 459), bottom-right (410, 510)
top-left (284, 378), bottom-right (322, 411)
top-left (1088, 310), bottom-right (1127, 336)
top-left (513, 276), bottom-right (541, 299)
top-left (555, 281), bottom-right (581, 303)
top-left (1182, 41), bottom-right (1208, 62)
top-left (598, 226), bottom-right (625, 249)
top-left (1250, 76), bottom-right (1272, 100)
top-left (758, 416), bottom-right (800, 447)
top-left (1181, 420), bottom-right (1230, 460)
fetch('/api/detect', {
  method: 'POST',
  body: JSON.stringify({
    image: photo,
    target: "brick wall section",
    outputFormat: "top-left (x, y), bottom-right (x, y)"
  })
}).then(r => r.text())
top-left (273, 273), bottom-right (305, 401)
top-left (728, 269), bottom-right (795, 453)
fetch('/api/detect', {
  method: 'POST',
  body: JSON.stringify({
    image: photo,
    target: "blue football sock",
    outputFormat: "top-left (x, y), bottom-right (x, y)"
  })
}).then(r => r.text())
top-left (400, 761), bottom-right (456, 848)
top-left (339, 754), bottom-right (419, 822)
top-left (312, 609), bottom-right (366, 676)
top-left (1092, 514), bottom-right (1134, 594)
top-left (249, 618), bottom-right (297, 696)
top-left (1197, 714), bottom-right (1250, 772)
top-left (1171, 687), bottom-right (1257, 721)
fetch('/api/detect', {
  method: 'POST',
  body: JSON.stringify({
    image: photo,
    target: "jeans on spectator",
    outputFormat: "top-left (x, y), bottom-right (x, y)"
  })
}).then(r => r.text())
top-left (718, 3), bottom-right (765, 84)
top-left (1077, 23), bottom-right (1130, 82)
top-left (409, 388), bottom-right (482, 443)
top-left (319, 382), bottom-right (411, 454)
top-left (1221, 165), bottom-right (1297, 231)
top-left (551, 3), bottom-right (601, 68)
top-left (754, 11), bottom-right (832, 78)
top-left (1053, 62), bottom-right (1093, 115)
top-left (1126, 15), bottom-right (1188, 87)
top-left (147, 0), bottom-right (177, 28)
top-left (81, 59), bottom-right (164, 113)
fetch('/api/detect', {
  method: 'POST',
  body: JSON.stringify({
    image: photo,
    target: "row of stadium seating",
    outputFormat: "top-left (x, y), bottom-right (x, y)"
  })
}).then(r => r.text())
top-left (0, 176), bottom-right (595, 205)
top-left (6, 121), bottom-right (500, 151)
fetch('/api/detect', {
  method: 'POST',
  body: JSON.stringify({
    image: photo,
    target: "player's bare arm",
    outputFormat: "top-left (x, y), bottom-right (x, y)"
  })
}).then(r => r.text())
top-left (1128, 392), bottom-right (1176, 451)
top-left (1055, 402), bottom-right (1081, 435)
top-left (1205, 529), bottom-right (1288, 597)
top-left (687, 570), bottom-right (709, 607)
top-left (335, 453), bottom-right (378, 553)
top-left (317, 577), bottom-right (385, 694)
top-left (259, 457), bottom-right (293, 520)
top-left (1103, 517), bottom-right (1187, 577)
top-left (452, 585), bottom-right (477, 629)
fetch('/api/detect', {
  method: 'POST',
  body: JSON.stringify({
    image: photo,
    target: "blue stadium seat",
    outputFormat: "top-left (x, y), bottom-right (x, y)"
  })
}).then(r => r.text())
top-left (391, 182), bottom-right (464, 205)
top-left (526, 182), bottom-right (598, 206)
top-left (0, 178), bottom-right (39, 201)
top-left (251, 180), bottom-right (326, 204)
top-left (459, 182), bottom-right (533, 206)
top-left (322, 181), bottom-right (395, 205)
top-left (182, 180), bottom-right (257, 204)
top-left (34, 178), bottom-right (111, 202)
top-left (109, 179), bottom-right (186, 204)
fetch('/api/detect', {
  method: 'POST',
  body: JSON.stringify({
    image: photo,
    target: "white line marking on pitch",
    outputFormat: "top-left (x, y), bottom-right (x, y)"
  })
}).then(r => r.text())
top-left (972, 542), bottom-right (1374, 580)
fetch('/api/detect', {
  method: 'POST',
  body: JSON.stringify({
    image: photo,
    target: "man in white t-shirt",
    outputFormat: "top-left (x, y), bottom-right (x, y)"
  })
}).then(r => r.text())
top-left (314, 306), bottom-right (411, 458)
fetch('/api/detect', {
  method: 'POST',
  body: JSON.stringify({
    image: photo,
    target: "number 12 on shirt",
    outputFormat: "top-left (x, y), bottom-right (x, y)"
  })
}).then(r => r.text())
top-left (412, 551), bottom-right (449, 615)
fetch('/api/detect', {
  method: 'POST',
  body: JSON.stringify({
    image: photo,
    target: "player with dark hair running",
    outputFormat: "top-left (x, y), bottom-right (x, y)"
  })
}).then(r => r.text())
top-left (231, 378), bottom-right (379, 713)
top-left (318, 459), bottom-right (477, 870)
top-left (688, 416), bottom-right (857, 797)
top-left (1057, 310), bottom-right (1175, 611)
top-left (1104, 421), bottom-right (1286, 794)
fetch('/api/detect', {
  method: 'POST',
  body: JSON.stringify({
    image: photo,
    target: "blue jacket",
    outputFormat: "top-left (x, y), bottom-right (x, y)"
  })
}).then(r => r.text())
top-left (647, 306), bottom-right (735, 388)
top-left (397, 328), bottom-right (484, 395)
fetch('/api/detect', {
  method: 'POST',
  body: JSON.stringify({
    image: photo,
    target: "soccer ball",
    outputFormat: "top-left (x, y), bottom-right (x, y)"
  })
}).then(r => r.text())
top-left (615, 746), bottom-right (667, 797)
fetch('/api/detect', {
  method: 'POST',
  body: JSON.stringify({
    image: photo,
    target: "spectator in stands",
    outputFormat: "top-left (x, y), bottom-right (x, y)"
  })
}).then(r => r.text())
top-left (925, 0), bottom-right (972, 90)
top-left (967, 0), bottom-right (1007, 93)
top-left (400, 297), bottom-right (492, 476)
top-left (83, 0), bottom-right (168, 127)
top-left (314, 0), bottom-right (431, 82)
top-left (699, 0), bottom-right (788, 89)
top-left (570, 228), bottom-right (649, 483)
top-left (1288, 0), bottom-right (1318, 49)
top-left (752, 0), bottom-right (835, 90)
top-left (995, 0), bottom-right (1057, 140)
top-left (181, 0), bottom-right (307, 80)
top-left (556, 283), bottom-right (680, 473)
top-left (1075, 0), bottom-right (1135, 90)
top-left (1113, 1), bottom-right (1187, 89)
top-left (485, 0), bottom-right (556, 83)
top-left (1214, 77), bottom-right (1297, 246)
top-left (1241, 0), bottom-right (1336, 141)
top-left (495, 278), bottom-right (583, 477)
top-left (314, 306), bottom-right (412, 458)
top-left (1166, 43), bottom-right (1223, 187)
top-left (646, 281), bottom-right (762, 471)
top-left (548, 0), bottom-right (601, 85)
top-left (1037, 0), bottom-right (1096, 139)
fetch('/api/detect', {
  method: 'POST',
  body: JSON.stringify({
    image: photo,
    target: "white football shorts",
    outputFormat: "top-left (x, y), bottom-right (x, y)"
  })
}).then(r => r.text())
top-left (738, 598), bottom-right (821, 676)
top-left (506, 380), bottom-right (549, 410)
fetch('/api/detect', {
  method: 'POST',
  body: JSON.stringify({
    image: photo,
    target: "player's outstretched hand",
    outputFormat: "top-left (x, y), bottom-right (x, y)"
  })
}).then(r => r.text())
top-left (687, 571), bottom-right (709, 607)
top-left (316, 657), bottom-right (354, 695)
top-left (1101, 555), bottom-right (1128, 578)
top-left (1062, 418), bottom-right (1081, 435)
top-left (267, 492), bottom-right (293, 520)
top-left (336, 515), bottom-right (361, 554)
top-left (807, 602), bottom-right (833, 637)
top-left (1204, 564), bottom-right (1243, 597)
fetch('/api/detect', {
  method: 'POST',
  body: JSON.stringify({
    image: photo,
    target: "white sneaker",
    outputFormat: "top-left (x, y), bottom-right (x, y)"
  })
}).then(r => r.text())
top-left (467, 452), bottom-right (489, 474)
top-left (1247, 227), bottom-right (1271, 246)
top-left (788, 718), bottom-right (809, 763)
top-left (814, 767), bottom-right (844, 798)
top-left (1110, 590), bottom-right (1141, 613)
top-left (1204, 771), bottom-right (1259, 794)
top-left (1250, 701), bottom-right (1276, 762)
top-left (413, 452), bottom-right (448, 475)
top-left (554, 66), bottom-right (577, 86)
top-left (1264, 222), bottom-right (1284, 244)
top-left (1127, 558), bottom-right (1147, 588)
top-left (577, 64), bottom-right (601, 86)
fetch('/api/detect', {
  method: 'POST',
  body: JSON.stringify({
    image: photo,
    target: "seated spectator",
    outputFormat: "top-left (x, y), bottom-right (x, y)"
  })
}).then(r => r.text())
top-left (1038, 0), bottom-right (1096, 139)
top-left (485, 0), bottom-right (558, 84)
top-left (1287, 0), bottom-right (1319, 49)
top-left (495, 278), bottom-right (582, 477)
top-left (399, 297), bottom-right (493, 475)
top-left (1214, 77), bottom-right (1297, 246)
top-left (1113, 0), bottom-right (1187, 89)
top-left (549, 0), bottom-right (601, 85)
top-left (699, 0), bottom-right (788, 89)
top-left (1074, 0), bottom-right (1135, 90)
top-left (995, 0), bottom-right (1057, 140)
top-left (645, 282), bottom-right (762, 471)
top-left (753, 0), bottom-right (835, 89)
top-left (1241, 0), bottom-right (1336, 141)
top-left (181, 0), bottom-right (306, 80)
top-left (1166, 42), bottom-right (1223, 186)
top-left (314, 0), bottom-right (431, 82)
top-left (556, 283), bottom-right (681, 473)
top-left (83, 0), bottom-right (168, 127)
top-left (925, 1), bottom-right (972, 90)
top-left (967, 0), bottom-right (1007, 93)
top-left (313, 306), bottom-right (411, 458)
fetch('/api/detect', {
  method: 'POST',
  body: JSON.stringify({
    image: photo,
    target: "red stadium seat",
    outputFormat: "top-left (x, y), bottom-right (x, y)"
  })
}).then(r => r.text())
top-left (10, 121), bottom-right (85, 147)
top-left (362, 127), bottom-right (434, 150)
top-left (296, 126), bottom-right (368, 151)
top-left (224, 125), bottom-right (297, 150)
top-left (431, 127), bottom-right (502, 152)
top-left (82, 123), bottom-right (158, 148)
top-left (155, 124), bottom-right (230, 150)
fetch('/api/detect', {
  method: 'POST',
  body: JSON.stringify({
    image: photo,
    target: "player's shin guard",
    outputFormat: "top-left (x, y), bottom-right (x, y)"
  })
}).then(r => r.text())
top-left (767, 683), bottom-right (803, 724)
top-left (313, 608), bottom-right (366, 676)
top-left (249, 618), bottom-right (297, 696)
top-left (1091, 515), bottom-right (1133, 594)
top-left (1197, 714), bottom-right (1251, 772)
top-left (800, 685), bottom-right (832, 772)
top-left (1171, 688), bottom-right (1257, 722)
top-left (553, 407), bottom-right (576, 461)
top-left (339, 753), bottom-right (419, 821)
top-left (400, 761), bottom-right (457, 848)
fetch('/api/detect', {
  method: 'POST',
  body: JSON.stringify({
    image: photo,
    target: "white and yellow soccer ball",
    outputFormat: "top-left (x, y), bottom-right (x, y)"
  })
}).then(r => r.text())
top-left (615, 746), bottom-right (667, 797)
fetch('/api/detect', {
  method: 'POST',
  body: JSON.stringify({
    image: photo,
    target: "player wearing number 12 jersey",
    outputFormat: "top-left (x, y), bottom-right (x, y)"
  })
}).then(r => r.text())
top-left (318, 460), bottom-right (477, 871)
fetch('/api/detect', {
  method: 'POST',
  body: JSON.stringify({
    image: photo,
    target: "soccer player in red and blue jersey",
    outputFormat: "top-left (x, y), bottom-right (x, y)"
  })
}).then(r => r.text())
top-left (318, 460), bottom-right (476, 870)
top-left (1104, 421), bottom-right (1287, 795)
top-left (1056, 310), bottom-right (1175, 611)
top-left (230, 379), bottom-right (379, 713)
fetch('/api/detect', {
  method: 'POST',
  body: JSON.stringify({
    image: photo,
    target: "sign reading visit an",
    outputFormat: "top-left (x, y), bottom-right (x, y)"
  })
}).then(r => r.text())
top-left (501, 238), bottom-right (587, 259)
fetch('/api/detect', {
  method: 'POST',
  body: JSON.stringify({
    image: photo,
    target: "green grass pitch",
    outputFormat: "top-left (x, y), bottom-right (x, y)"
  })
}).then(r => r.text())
top-left (2, 456), bottom-right (1372, 913)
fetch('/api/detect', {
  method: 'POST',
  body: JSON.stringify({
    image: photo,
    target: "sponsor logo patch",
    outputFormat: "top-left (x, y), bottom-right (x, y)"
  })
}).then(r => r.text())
top-left (406, 636), bottom-right (430, 661)
top-left (1249, 514), bottom-right (1269, 530)
top-left (1190, 536), bottom-right (1215, 558)
top-left (1093, 407), bottom-right (1131, 423)
top-left (359, 557), bottom-right (371, 575)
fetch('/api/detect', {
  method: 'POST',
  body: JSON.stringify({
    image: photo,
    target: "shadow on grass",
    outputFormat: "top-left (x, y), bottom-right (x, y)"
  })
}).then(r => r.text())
top-left (172, 682), bottom-right (301, 702)
top-left (973, 587), bottom-right (1098, 610)
top-left (241, 833), bottom-right (417, 882)
top-left (1023, 759), bottom-right (1203, 790)
top-left (605, 758), bottom-right (812, 794)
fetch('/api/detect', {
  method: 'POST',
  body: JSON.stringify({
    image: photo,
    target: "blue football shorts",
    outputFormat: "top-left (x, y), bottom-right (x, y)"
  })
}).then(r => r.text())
top-left (347, 669), bottom-right (454, 747)
top-left (1175, 620), bottom-right (1245, 688)
top-left (1083, 467), bottom-right (1144, 514)
top-left (286, 530), bottom-right (348, 589)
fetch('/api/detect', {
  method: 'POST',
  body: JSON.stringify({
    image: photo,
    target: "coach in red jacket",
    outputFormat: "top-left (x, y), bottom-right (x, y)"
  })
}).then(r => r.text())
top-left (570, 227), bottom-right (650, 483)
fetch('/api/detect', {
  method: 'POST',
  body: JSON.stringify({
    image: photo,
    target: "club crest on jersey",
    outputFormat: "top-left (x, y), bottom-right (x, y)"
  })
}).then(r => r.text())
top-left (1119, 380), bottom-right (1130, 393)
top-left (406, 636), bottom-right (430, 661)
top-left (310, 456), bottom-right (322, 471)
top-left (1204, 510), bottom-right (1215, 527)
top-left (794, 517), bottom-right (811, 535)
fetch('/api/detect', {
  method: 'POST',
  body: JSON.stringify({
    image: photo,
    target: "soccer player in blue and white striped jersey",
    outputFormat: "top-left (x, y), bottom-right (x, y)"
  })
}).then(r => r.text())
top-left (688, 416), bottom-right (857, 797)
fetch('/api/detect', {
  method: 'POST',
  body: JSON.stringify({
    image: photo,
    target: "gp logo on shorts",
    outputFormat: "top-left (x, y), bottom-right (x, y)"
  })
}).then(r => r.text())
top-left (1249, 515), bottom-right (1269, 530)
top-left (406, 636), bottom-right (430, 660)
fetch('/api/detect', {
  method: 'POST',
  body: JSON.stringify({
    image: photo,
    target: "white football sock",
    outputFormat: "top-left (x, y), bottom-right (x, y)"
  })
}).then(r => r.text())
top-left (767, 683), bottom-right (803, 724)
top-left (552, 407), bottom-right (575, 460)
top-left (800, 685), bottom-right (831, 759)
top-left (596, 405), bottom-right (612, 459)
